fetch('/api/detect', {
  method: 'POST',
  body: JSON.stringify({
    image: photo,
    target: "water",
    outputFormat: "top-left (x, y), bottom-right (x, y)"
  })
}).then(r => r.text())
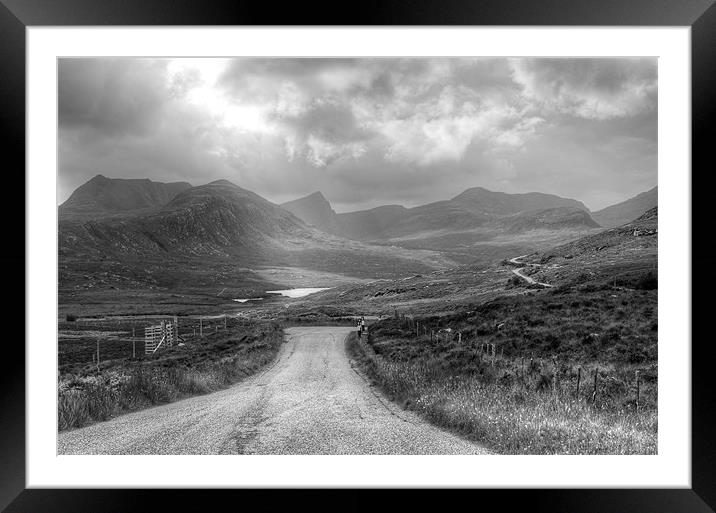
top-left (265, 287), bottom-right (331, 298)
top-left (233, 298), bottom-right (263, 303)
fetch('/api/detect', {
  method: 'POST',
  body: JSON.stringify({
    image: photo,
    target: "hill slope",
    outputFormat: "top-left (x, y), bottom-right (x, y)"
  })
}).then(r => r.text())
top-left (524, 207), bottom-right (658, 287)
top-left (59, 174), bottom-right (192, 219)
top-left (592, 186), bottom-right (657, 228)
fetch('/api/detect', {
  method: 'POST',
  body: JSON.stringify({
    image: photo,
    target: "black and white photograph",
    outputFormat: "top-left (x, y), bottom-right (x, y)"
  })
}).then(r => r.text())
top-left (56, 56), bottom-right (658, 456)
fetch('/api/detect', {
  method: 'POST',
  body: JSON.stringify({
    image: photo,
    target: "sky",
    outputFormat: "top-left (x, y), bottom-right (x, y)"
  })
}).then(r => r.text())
top-left (58, 57), bottom-right (657, 212)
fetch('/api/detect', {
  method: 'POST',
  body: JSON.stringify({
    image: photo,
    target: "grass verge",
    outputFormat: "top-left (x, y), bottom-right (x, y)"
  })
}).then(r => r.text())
top-left (347, 329), bottom-right (657, 454)
top-left (58, 321), bottom-right (283, 431)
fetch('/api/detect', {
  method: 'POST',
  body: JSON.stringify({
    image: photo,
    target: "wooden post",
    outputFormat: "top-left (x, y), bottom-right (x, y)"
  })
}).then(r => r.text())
top-left (576, 367), bottom-right (581, 398)
top-left (635, 370), bottom-right (641, 411)
top-left (458, 332), bottom-right (462, 343)
top-left (199, 317), bottom-right (203, 337)
top-left (552, 358), bottom-right (558, 395)
top-left (174, 315), bottom-right (179, 340)
top-left (96, 338), bottom-right (100, 371)
top-left (593, 369), bottom-right (599, 403)
top-left (224, 314), bottom-right (227, 330)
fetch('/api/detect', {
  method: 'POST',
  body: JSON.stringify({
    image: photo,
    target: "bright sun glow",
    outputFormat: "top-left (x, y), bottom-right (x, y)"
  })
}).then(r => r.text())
top-left (168, 58), bottom-right (274, 134)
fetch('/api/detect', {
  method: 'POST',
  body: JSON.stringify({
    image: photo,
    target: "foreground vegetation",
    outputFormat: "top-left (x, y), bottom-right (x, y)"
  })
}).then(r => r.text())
top-left (58, 320), bottom-right (284, 431)
top-left (349, 285), bottom-right (657, 454)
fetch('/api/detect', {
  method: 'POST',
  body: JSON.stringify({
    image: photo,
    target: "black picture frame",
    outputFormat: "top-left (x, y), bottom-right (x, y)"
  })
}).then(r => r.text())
top-left (2, 0), bottom-right (714, 511)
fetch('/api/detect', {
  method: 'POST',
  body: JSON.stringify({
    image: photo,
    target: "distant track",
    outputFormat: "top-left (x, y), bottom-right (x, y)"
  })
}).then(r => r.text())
top-left (508, 255), bottom-right (553, 288)
top-left (58, 327), bottom-right (488, 455)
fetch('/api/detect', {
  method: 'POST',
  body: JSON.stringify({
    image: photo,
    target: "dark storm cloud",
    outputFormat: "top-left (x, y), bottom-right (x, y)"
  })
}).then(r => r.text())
top-left (58, 57), bottom-right (657, 211)
top-left (59, 59), bottom-right (171, 136)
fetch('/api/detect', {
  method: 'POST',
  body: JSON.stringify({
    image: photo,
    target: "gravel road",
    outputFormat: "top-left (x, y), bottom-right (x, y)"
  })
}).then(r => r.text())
top-left (58, 326), bottom-right (488, 455)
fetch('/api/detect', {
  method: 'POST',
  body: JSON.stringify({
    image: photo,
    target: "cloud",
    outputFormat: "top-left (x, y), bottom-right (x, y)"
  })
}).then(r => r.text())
top-left (58, 57), bottom-right (657, 211)
top-left (511, 58), bottom-right (657, 120)
top-left (59, 59), bottom-right (172, 136)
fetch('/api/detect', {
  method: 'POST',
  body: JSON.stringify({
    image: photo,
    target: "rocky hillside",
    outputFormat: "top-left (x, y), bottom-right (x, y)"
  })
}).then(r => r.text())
top-left (59, 175), bottom-right (192, 219)
top-left (592, 186), bottom-right (657, 228)
top-left (59, 180), bottom-right (331, 260)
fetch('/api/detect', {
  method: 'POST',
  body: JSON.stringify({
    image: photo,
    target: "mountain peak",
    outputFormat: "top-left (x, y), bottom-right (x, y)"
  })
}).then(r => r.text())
top-left (305, 191), bottom-right (328, 201)
top-left (60, 176), bottom-right (192, 220)
top-left (281, 191), bottom-right (339, 234)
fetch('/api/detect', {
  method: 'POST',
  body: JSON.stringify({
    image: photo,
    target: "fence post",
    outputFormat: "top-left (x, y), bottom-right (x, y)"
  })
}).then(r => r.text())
top-left (576, 366), bottom-right (581, 398)
top-left (458, 332), bottom-right (462, 343)
top-left (199, 317), bottom-right (203, 337)
top-left (592, 369), bottom-right (599, 403)
top-left (552, 358), bottom-right (558, 395)
top-left (635, 370), bottom-right (641, 412)
top-left (224, 314), bottom-right (227, 330)
top-left (96, 338), bottom-right (100, 371)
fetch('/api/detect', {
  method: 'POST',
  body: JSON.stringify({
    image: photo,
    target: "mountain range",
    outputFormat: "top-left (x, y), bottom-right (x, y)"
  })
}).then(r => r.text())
top-left (281, 187), bottom-right (596, 241)
top-left (58, 175), bottom-right (657, 286)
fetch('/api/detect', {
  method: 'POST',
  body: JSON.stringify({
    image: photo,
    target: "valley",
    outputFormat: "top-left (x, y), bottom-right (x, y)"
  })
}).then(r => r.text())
top-left (57, 175), bottom-right (658, 454)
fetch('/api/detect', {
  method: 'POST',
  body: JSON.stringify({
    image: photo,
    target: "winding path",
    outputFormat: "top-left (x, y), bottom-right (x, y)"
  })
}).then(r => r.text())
top-left (58, 327), bottom-right (488, 455)
top-left (508, 255), bottom-right (553, 288)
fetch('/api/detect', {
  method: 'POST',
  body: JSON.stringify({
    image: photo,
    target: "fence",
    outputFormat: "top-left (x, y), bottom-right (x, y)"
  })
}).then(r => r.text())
top-left (59, 313), bottom-right (237, 370)
top-left (386, 313), bottom-right (650, 410)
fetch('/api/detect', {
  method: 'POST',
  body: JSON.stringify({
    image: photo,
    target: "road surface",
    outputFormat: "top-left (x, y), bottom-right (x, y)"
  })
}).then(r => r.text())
top-left (508, 255), bottom-right (553, 288)
top-left (58, 327), bottom-right (488, 455)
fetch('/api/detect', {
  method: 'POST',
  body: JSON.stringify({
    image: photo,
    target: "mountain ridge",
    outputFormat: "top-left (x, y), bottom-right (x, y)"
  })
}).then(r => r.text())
top-left (283, 186), bottom-right (598, 241)
top-left (60, 174), bottom-right (192, 220)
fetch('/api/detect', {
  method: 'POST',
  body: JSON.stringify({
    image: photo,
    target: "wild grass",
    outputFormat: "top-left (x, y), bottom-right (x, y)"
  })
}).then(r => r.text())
top-left (349, 285), bottom-right (658, 455)
top-left (349, 333), bottom-right (656, 454)
top-left (58, 322), bottom-right (283, 431)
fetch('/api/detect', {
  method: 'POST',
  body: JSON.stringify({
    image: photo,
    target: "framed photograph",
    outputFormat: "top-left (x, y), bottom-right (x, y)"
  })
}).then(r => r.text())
top-left (3, 0), bottom-right (714, 510)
